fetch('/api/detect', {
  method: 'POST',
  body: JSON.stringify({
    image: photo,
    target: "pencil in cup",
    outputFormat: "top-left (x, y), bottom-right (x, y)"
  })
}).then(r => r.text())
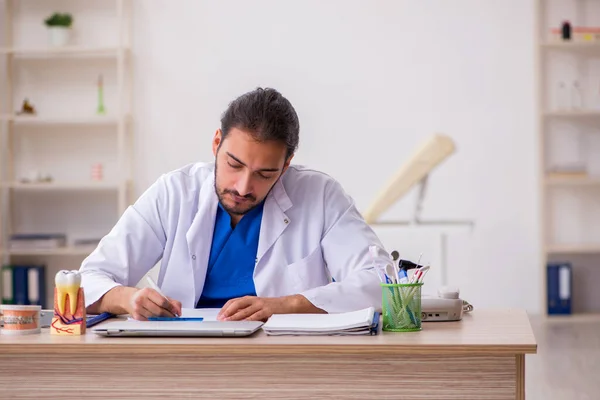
top-left (380, 282), bottom-right (424, 332)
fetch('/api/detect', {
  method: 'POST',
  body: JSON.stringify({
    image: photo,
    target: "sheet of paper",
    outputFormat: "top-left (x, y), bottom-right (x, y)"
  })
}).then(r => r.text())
top-left (180, 308), bottom-right (221, 321)
top-left (127, 308), bottom-right (221, 321)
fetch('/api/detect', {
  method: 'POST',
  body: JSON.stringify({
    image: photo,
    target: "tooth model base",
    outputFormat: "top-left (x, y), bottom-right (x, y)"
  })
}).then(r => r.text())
top-left (51, 287), bottom-right (86, 336)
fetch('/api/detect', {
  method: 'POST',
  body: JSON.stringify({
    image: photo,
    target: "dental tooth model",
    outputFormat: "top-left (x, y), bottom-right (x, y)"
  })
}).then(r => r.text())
top-left (51, 270), bottom-right (86, 335)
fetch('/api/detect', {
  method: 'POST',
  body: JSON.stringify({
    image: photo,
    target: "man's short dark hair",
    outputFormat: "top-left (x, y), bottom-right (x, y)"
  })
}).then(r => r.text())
top-left (220, 87), bottom-right (299, 159)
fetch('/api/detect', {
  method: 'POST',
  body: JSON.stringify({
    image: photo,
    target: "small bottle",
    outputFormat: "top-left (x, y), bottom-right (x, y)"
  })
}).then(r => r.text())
top-left (91, 163), bottom-right (104, 181)
top-left (571, 80), bottom-right (583, 109)
top-left (561, 21), bottom-right (572, 41)
top-left (557, 81), bottom-right (569, 110)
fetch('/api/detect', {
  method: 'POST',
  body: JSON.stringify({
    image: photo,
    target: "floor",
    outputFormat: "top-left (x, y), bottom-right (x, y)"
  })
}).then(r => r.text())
top-left (526, 314), bottom-right (600, 400)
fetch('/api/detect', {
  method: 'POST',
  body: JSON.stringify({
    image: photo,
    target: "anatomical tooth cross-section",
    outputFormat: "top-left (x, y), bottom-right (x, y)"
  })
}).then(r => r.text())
top-left (51, 270), bottom-right (86, 335)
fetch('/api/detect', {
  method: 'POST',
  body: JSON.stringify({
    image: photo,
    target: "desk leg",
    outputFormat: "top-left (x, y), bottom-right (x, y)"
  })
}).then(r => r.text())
top-left (516, 354), bottom-right (525, 400)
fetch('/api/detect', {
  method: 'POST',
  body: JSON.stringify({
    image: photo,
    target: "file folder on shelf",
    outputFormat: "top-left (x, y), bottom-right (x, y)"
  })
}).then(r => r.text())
top-left (1, 264), bottom-right (47, 308)
top-left (547, 262), bottom-right (572, 315)
top-left (1, 265), bottom-right (15, 304)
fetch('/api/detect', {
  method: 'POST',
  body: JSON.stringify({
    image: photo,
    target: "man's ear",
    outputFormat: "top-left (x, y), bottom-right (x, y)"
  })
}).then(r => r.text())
top-left (282, 154), bottom-right (294, 174)
top-left (212, 129), bottom-right (222, 157)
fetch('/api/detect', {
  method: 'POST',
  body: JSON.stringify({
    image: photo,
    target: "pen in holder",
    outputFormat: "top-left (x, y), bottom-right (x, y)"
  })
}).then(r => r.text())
top-left (381, 282), bottom-right (423, 332)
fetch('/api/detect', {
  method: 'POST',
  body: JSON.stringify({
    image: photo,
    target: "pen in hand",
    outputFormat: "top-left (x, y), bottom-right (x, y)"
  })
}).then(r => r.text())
top-left (145, 276), bottom-right (180, 317)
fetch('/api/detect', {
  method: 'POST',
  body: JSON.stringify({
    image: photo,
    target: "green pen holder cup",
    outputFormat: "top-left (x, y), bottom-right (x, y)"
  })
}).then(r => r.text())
top-left (381, 283), bottom-right (423, 332)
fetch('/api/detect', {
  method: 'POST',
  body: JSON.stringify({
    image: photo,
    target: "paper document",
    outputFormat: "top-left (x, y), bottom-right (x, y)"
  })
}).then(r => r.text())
top-left (180, 308), bottom-right (220, 321)
top-left (127, 308), bottom-right (221, 321)
top-left (262, 307), bottom-right (378, 336)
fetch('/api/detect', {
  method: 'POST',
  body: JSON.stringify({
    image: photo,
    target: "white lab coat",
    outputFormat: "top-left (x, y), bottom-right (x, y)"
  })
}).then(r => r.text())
top-left (79, 162), bottom-right (391, 313)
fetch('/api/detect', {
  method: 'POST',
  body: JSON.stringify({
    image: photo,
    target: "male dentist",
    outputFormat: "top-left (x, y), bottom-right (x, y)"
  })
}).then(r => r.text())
top-left (80, 87), bottom-right (390, 321)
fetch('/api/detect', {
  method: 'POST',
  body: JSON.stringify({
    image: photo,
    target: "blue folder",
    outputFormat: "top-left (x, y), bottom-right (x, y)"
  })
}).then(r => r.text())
top-left (547, 262), bottom-right (572, 315)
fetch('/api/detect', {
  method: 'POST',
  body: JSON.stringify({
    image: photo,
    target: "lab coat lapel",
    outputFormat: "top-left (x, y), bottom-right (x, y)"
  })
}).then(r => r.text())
top-left (256, 178), bottom-right (292, 265)
top-left (185, 172), bottom-right (218, 307)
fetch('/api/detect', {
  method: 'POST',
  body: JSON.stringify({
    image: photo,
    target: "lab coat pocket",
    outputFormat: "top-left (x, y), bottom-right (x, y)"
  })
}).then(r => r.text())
top-left (287, 246), bottom-right (329, 292)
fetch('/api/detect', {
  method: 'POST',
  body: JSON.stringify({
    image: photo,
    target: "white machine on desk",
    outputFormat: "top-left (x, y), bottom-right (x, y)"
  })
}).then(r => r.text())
top-left (421, 286), bottom-right (472, 322)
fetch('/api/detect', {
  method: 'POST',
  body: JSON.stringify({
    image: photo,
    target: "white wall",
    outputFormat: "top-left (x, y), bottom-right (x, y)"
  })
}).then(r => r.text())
top-left (2, 0), bottom-right (543, 313)
top-left (131, 0), bottom-right (540, 313)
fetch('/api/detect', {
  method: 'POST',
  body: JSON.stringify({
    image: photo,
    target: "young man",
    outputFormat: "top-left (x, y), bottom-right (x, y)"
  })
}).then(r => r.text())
top-left (80, 87), bottom-right (390, 321)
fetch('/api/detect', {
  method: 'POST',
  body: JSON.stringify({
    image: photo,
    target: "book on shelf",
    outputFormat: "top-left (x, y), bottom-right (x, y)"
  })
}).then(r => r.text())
top-left (73, 238), bottom-right (101, 248)
top-left (9, 233), bottom-right (66, 250)
top-left (546, 163), bottom-right (587, 179)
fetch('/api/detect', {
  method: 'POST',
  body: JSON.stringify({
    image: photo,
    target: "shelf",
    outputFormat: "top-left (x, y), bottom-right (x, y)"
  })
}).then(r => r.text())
top-left (0, 46), bottom-right (128, 59)
top-left (547, 244), bottom-right (600, 254)
top-left (541, 42), bottom-right (600, 53)
top-left (544, 110), bottom-right (600, 120)
top-left (545, 176), bottom-right (600, 187)
top-left (1, 246), bottom-right (96, 257)
top-left (533, 312), bottom-right (600, 323)
top-left (0, 114), bottom-right (127, 126)
top-left (1, 181), bottom-right (123, 191)
top-left (544, 110), bottom-right (600, 118)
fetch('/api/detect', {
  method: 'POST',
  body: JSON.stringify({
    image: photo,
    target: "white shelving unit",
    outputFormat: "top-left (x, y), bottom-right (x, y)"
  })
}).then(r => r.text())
top-left (0, 0), bottom-right (133, 307)
top-left (537, 0), bottom-right (600, 315)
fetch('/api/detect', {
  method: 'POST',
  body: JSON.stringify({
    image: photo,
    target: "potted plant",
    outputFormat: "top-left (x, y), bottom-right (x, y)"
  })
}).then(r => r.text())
top-left (44, 12), bottom-right (73, 47)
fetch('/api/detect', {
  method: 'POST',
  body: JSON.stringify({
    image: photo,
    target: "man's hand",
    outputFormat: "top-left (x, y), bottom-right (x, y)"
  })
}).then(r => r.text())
top-left (87, 286), bottom-right (181, 320)
top-left (128, 287), bottom-right (182, 321)
top-left (217, 294), bottom-right (325, 322)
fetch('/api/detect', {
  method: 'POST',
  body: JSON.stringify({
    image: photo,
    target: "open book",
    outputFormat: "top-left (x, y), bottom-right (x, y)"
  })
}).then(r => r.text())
top-left (262, 307), bottom-right (379, 336)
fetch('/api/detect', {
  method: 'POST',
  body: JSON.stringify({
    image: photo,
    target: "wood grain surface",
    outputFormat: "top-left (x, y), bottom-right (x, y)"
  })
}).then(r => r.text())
top-left (0, 309), bottom-right (536, 399)
top-left (1, 353), bottom-right (521, 399)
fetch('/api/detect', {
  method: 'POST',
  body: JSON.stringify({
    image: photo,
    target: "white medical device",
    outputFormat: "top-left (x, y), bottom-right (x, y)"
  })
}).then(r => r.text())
top-left (421, 287), bottom-right (473, 322)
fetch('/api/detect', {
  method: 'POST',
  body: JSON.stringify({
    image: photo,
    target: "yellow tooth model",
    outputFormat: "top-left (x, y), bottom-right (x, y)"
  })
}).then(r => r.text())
top-left (51, 270), bottom-right (86, 335)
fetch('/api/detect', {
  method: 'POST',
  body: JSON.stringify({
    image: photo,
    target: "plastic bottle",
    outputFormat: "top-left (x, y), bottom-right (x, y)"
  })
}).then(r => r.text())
top-left (562, 21), bottom-right (572, 41)
top-left (557, 81), bottom-right (569, 110)
top-left (571, 80), bottom-right (583, 109)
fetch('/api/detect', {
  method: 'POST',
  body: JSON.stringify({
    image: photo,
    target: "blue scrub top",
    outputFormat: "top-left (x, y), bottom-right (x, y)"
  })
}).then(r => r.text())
top-left (195, 200), bottom-right (264, 308)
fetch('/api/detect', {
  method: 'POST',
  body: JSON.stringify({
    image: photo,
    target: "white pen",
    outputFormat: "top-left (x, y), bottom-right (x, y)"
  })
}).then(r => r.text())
top-left (146, 276), bottom-right (179, 317)
top-left (416, 253), bottom-right (423, 268)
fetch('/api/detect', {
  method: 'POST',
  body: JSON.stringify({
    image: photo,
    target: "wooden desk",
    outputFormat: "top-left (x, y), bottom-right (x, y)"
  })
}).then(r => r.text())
top-left (0, 309), bottom-right (536, 399)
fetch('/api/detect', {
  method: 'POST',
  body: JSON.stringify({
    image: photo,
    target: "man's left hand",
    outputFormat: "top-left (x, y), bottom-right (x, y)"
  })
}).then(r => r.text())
top-left (217, 294), bottom-right (324, 322)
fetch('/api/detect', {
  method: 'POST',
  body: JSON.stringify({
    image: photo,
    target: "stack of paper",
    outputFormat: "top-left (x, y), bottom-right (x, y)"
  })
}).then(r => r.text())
top-left (262, 307), bottom-right (379, 336)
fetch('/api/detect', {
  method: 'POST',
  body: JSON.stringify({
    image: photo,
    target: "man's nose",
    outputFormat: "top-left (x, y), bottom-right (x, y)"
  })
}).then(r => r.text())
top-left (235, 173), bottom-right (253, 197)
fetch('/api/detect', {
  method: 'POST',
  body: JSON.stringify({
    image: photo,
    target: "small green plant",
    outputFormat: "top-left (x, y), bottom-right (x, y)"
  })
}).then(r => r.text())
top-left (44, 13), bottom-right (73, 28)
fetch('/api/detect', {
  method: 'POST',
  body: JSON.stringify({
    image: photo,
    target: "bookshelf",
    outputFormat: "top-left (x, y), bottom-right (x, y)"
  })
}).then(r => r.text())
top-left (0, 0), bottom-right (133, 309)
top-left (537, 0), bottom-right (600, 315)
top-left (1, 246), bottom-right (96, 257)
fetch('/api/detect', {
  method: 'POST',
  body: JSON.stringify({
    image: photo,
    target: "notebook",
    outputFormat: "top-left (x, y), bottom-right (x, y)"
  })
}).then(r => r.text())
top-left (262, 307), bottom-right (380, 336)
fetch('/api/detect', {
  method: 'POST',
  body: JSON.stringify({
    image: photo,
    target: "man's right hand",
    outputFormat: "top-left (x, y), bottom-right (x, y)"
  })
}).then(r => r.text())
top-left (86, 286), bottom-right (182, 320)
top-left (128, 287), bottom-right (182, 321)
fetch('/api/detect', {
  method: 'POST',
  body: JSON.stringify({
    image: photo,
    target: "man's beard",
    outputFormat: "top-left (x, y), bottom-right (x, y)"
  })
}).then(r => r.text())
top-left (214, 163), bottom-right (258, 216)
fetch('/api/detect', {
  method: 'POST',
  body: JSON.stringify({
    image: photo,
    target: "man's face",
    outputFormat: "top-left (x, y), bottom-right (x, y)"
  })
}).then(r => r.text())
top-left (212, 127), bottom-right (291, 216)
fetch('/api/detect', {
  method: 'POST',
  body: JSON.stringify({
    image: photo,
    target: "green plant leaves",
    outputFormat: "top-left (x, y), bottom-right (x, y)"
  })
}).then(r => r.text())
top-left (44, 13), bottom-right (73, 27)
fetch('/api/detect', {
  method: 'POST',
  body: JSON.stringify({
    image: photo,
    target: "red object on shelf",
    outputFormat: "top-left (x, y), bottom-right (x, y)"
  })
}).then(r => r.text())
top-left (91, 163), bottom-right (103, 181)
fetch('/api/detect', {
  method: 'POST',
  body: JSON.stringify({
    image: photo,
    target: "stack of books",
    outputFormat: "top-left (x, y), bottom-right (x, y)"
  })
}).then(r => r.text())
top-left (9, 233), bottom-right (66, 250)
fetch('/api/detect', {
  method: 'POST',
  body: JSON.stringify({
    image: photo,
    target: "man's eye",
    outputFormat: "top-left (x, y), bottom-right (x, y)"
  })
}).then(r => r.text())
top-left (228, 162), bottom-right (242, 169)
top-left (258, 174), bottom-right (272, 180)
